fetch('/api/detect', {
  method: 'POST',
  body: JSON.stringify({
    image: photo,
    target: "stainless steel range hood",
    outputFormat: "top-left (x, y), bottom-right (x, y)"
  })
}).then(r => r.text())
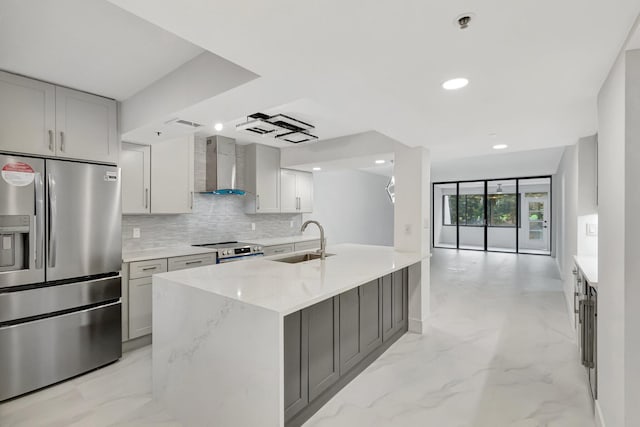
top-left (204, 135), bottom-right (245, 194)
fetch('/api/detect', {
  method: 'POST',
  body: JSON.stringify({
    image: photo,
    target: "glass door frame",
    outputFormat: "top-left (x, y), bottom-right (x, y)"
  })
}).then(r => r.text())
top-left (432, 175), bottom-right (552, 255)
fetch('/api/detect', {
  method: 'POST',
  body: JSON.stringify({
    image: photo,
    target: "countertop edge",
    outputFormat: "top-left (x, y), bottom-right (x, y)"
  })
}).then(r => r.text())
top-left (122, 246), bottom-right (218, 263)
top-left (573, 255), bottom-right (598, 285)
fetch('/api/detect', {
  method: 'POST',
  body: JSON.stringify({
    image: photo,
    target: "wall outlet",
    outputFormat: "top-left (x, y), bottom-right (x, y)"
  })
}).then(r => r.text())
top-left (251, 223), bottom-right (256, 231)
top-left (132, 228), bottom-right (141, 239)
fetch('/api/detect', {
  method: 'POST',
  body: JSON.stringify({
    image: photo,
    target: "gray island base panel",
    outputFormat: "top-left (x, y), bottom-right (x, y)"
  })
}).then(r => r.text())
top-left (151, 243), bottom-right (421, 427)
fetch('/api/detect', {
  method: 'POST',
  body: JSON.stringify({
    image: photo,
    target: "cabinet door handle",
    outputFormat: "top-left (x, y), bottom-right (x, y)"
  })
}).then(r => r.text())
top-left (48, 130), bottom-right (54, 152)
top-left (47, 174), bottom-right (57, 268)
top-left (34, 173), bottom-right (44, 269)
top-left (142, 266), bottom-right (157, 271)
top-left (256, 194), bottom-right (260, 210)
top-left (185, 260), bottom-right (202, 265)
top-left (59, 131), bottom-right (65, 152)
top-left (190, 191), bottom-right (194, 210)
top-left (145, 188), bottom-right (149, 209)
top-left (274, 249), bottom-right (285, 253)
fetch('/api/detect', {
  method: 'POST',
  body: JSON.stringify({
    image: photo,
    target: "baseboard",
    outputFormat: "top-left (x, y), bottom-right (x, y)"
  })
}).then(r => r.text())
top-left (408, 317), bottom-right (426, 334)
top-left (595, 400), bottom-right (605, 427)
top-left (122, 334), bottom-right (152, 353)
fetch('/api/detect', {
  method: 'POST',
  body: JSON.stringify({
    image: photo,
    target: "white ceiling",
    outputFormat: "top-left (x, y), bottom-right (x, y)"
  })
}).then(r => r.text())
top-left (107, 0), bottom-right (639, 161)
top-left (0, 0), bottom-right (203, 100)
top-left (431, 146), bottom-right (565, 182)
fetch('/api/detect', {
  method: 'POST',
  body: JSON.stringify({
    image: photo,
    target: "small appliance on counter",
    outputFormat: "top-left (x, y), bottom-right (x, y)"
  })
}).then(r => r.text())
top-left (0, 153), bottom-right (122, 402)
top-left (192, 241), bottom-right (263, 263)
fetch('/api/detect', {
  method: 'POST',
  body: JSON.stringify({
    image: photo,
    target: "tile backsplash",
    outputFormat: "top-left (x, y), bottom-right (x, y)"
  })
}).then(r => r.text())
top-left (122, 194), bottom-right (303, 251)
top-left (122, 137), bottom-right (303, 252)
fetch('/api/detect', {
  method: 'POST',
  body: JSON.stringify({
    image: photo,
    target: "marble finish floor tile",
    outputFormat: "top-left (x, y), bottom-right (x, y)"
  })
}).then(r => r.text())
top-left (0, 249), bottom-right (595, 427)
top-left (306, 249), bottom-right (595, 427)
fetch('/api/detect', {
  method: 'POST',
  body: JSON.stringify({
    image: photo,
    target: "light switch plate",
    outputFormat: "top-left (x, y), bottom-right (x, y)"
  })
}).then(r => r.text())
top-left (586, 223), bottom-right (598, 236)
top-left (133, 228), bottom-right (141, 239)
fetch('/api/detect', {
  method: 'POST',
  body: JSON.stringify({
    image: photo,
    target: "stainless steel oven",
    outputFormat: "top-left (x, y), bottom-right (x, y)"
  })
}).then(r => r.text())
top-left (192, 241), bottom-right (263, 263)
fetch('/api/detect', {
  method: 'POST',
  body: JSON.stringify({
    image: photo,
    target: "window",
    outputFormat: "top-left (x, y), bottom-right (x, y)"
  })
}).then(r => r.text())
top-left (443, 195), bottom-right (485, 226)
top-left (488, 194), bottom-right (518, 227)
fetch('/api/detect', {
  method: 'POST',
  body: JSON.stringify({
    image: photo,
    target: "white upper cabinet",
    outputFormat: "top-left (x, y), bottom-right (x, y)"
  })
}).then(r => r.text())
top-left (121, 136), bottom-right (194, 215)
top-left (281, 169), bottom-right (314, 213)
top-left (150, 135), bottom-right (195, 214)
top-left (245, 143), bottom-right (281, 213)
top-left (55, 86), bottom-right (118, 164)
top-left (280, 169), bottom-right (298, 213)
top-left (297, 171), bottom-right (314, 213)
top-left (121, 143), bottom-right (151, 214)
top-left (0, 71), bottom-right (56, 156)
top-left (0, 71), bottom-right (118, 164)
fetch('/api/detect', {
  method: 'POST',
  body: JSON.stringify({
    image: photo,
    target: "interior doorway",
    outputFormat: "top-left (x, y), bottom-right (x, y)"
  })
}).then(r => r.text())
top-left (432, 176), bottom-right (552, 255)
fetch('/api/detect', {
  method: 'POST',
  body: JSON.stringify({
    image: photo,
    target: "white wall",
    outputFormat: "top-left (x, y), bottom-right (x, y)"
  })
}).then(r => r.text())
top-left (304, 170), bottom-right (394, 246)
top-left (597, 46), bottom-right (627, 427)
top-left (577, 214), bottom-right (598, 257)
top-left (552, 145), bottom-right (578, 324)
top-left (623, 49), bottom-right (640, 427)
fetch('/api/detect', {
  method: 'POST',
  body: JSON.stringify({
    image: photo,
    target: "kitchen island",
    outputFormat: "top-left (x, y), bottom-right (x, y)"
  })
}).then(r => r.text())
top-left (152, 243), bottom-right (423, 427)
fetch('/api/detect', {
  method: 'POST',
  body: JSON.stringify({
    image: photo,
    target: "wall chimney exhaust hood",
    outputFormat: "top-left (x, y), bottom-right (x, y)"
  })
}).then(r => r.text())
top-left (203, 135), bottom-right (245, 195)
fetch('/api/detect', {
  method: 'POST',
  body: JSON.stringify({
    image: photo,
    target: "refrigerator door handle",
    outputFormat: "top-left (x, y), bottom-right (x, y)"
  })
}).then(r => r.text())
top-left (47, 174), bottom-right (57, 268)
top-left (34, 173), bottom-right (45, 269)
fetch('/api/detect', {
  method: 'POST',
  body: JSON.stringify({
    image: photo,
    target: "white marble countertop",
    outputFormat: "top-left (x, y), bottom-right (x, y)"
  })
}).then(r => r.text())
top-left (122, 246), bottom-right (218, 263)
top-left (154, 243), bottom-right (423, 315)
top-left (574, 255), bottom-right (598, 285)
top-left (247, 234), bottom-right (322, 247)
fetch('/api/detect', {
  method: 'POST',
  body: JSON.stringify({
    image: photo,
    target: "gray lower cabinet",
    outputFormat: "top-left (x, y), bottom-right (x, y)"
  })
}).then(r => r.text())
top-left (382, 270), bottom-right (408, 342)
top-left (359, 279), bottom-right (383, 355)
top-left (339, 279), bottom-right (383, 375)
top-left (392, 269), bottom-right (408, 332)
top-left (339, 288), bottom-right (363, 374)
top-left (284, 268), bottom-right (409, 426)
top-left (307, 297), bottom-right (340, 401)
top-left (284, 310), bottom-right (309, 422)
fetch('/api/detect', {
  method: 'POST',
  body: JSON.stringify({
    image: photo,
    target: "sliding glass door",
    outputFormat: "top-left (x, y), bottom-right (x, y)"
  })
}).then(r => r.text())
top-left (458, 181), bottom-right (485, 251)
top-left (487, 179), bottom-right (517, 253)
top-left (432, 176), bottom-right (551, 255)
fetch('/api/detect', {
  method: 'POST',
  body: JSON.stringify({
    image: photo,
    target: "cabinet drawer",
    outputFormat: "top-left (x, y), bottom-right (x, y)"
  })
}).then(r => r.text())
top-left (264, 244), bottom-right (294, 256)
top-left (168, 253), bottom-right (217, 272)
top-left (129, 258), bottom-right (167, 279)
top-left (294, 240), bottom-right (321, 252)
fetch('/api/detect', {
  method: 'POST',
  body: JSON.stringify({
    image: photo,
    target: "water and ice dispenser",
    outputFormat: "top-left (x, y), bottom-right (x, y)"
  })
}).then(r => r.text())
top-left (0, 215), bottom-right (30, 272)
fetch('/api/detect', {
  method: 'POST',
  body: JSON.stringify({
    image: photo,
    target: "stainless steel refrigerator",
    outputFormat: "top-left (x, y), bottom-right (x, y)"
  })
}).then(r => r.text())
top-left (0, 153), bottom-right (122, 401)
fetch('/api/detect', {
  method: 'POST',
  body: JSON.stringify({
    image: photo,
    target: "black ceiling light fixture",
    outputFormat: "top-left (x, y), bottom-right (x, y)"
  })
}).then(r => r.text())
top-left (236, 112), bottom-right (319, 143)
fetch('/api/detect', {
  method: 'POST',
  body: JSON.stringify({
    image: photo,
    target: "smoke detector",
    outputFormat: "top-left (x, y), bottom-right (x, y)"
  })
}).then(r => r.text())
top-left (455, 13), bottom-right (475, 30)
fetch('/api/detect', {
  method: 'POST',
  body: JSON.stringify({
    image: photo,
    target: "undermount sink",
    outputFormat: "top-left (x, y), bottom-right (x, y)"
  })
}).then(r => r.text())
top-left (272, 252), bottom-right (334, 264)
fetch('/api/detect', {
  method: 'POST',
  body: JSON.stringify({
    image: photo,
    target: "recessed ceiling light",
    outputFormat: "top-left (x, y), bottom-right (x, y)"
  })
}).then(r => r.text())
top-left (493, 144), bottom-right (508, 150)
top-left (375, 160), bottom-right (385, 164)
top-left (214, 123), bottom-right (223, 131)
top-left (312, 167), bottom-right (321, 171)
top-left (442, 78), bottom-right (469, 90)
